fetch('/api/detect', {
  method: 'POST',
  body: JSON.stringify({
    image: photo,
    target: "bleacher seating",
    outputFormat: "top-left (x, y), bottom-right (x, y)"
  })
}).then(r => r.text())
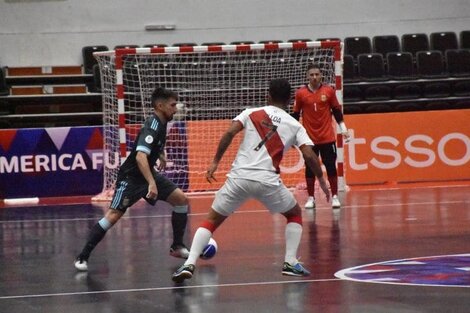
top-left (89, 64), bottom-right (102, 93)
top-left (373, 35), bottom-right (401, 57)
top-left (446, 49), bottom-right (470, 77)
top-left (386, 52), bottom-right (415, 79)
top-left (453, 81), bottom-right (470, 96)
top-left (316, 37), bottom-right (341, 42)
top-left (2, 30), bottom-right (470, 128)
top-left (0, 68), bottom-right (8, 97)
top-left (258, 40), bottom-right (283, 44)
top-left (143, 44), bottom-right (168, 48)
top-left (343, 85), bottom-right (362, 101)
top-left (460, 30), bottom-right (470, 49)
top-left (344, 36), bottom-right (372, 59)
top-left (172, 42), bottom-right (198, 47)
top-left (286, 39), bottom-right (312, 45)
top-left (422, 81), bottom-right (451, 98)
top-left (82, 45), bottom-right (109, 74)
top-left (230, 41), bottom-right (255, 45)
top-left (430, 32), bottom-right (458, 53)
top-left (425, 101), bottom-right (451, 111)
top-left (342, 30), bottom-right (470, 114)
top-left (401, 33), bottom-right (429, 58)
top-left (343, 55), bottom-right (358, 82)
top-left (0, 65), bottom-right (101, 128)
top-left (416, 51), bottom-right (446, 78)
top-left (363, 85), bottom-right (392, 101)
top-left (114, 45), bottom-right (140, 49)
top-left (202, 42), bottom-right (227, 46)
top-left (357, 53), bottom-right (387, 81)
top-left (393, 83), bottom-right (421, 100)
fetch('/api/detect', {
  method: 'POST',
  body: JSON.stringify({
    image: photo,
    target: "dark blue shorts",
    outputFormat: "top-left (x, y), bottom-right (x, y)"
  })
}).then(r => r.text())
top-left (109, 173), bottom-right (178, 212)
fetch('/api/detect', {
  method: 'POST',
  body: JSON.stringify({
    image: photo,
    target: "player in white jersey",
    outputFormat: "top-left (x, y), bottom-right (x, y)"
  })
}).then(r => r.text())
top-left (172, 78), bottom-right (330, 282)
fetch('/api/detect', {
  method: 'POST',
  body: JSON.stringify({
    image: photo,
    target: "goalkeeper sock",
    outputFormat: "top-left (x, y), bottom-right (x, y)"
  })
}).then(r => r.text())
top-left (328, 175), bottom-right (338, 196)
top-left (306, 178), bottom-right (316, 197)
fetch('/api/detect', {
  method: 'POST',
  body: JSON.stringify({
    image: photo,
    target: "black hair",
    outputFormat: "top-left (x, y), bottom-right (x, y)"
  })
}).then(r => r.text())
top-left (269, 78), bottom-right (291, 104)
top-left (151, 87), bottom-right (178, 106)
top-left (306, 63), bottom-right (321, 72)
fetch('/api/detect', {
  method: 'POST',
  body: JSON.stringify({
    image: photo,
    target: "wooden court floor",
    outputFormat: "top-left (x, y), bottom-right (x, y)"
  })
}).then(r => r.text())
top-left (0, 183), bottom-right (469, 312)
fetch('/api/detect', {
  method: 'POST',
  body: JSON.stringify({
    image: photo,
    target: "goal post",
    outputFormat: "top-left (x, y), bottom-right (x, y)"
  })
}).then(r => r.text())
top-left (92, 41), bottom-right (344, 201)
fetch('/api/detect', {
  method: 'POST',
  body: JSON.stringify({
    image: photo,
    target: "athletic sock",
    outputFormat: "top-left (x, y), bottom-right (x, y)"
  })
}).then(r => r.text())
top-left (185, 227), bottom-right (212, 266)
top-left (284, 222), bottom-right (303, 265)
top-left (171, 211), bottom-right (188, 246)
top-left (78, 222), bottom-right (108, 260)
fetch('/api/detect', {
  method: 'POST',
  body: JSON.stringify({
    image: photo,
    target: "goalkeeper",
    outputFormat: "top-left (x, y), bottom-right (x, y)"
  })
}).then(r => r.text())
top-left (74, 87), bottom-right (190, 271)
top-left (292, 64), bottom-right (350, 209)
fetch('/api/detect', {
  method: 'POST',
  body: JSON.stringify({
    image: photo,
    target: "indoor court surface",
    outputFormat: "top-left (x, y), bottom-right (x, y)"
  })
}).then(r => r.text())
top-left (0, 183), bottom-right (469, 313)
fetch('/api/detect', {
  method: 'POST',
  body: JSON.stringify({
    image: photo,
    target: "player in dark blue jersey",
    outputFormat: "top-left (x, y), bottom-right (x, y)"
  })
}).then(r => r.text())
top-left (74, 87), bottom-right (190, 271)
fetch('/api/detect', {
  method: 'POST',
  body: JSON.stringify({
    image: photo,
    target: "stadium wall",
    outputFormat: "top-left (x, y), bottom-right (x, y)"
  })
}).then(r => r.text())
top-left (0, 0), bottom-right (470, 66)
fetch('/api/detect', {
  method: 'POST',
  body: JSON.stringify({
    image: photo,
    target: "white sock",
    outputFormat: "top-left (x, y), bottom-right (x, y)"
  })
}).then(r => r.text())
top-left (285, 222), bottom-right (302, 265)
top-left (185, 227), bottom-right (212, 266)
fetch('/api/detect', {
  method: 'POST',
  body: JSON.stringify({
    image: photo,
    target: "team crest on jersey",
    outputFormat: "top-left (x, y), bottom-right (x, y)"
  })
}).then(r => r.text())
top-left (321, 94), bottom-right (327, 102)
top-left (145, 135), bottom-right (154, 144)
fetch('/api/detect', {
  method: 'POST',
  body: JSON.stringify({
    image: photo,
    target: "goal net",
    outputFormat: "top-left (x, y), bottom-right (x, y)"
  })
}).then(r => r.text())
top-left (93, 41), bottom-right (343, 201)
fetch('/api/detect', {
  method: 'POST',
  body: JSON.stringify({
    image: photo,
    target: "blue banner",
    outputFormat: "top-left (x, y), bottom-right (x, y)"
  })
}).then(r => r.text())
top-left (0, 123), bottom-right (191, 199)
top-left (0, 127), bottom-right (104, 198)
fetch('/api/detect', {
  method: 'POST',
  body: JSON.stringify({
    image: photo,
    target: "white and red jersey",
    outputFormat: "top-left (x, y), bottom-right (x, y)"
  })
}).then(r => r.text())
top-left (228, 105), bottom-right (313, 185)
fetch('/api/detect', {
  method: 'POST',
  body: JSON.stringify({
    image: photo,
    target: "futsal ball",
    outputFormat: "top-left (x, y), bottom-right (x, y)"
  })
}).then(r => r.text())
top-left (200, 238), bottom-right (218, 260)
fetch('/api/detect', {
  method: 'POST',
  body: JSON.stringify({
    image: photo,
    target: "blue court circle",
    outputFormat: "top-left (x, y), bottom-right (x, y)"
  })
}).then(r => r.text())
top-left (335, 253), bottom-right (470, 287)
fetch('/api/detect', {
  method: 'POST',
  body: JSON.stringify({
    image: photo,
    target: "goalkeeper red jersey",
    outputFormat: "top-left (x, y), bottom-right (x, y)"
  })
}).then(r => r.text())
top-left (293, 84), bottom-right (341, 144)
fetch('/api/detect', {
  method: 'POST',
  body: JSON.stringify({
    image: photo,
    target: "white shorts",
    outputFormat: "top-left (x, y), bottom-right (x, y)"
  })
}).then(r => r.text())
top-left (212, 177), bottom-right (297, 216)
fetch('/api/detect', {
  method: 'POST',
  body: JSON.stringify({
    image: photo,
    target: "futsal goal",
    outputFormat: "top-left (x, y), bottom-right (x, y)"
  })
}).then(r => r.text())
top-left (93, 41), bottom-right (344, 200)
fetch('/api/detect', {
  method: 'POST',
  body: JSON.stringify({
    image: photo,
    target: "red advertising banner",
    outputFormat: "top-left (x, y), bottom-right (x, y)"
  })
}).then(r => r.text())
top-left (344, 109), bottom-right (470, 185)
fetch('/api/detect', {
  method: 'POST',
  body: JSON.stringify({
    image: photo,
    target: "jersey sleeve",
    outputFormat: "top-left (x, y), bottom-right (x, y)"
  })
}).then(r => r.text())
top-left (233, 108), bottom-right (250, 127)
top-left (135, 127), bottom-right (157, 155)
top-left (328, 87), bottom-right (341, 110)
top-left (295, 124), bottom-right (314, 147)
top-left (293, 89), bottom-right (303, 113)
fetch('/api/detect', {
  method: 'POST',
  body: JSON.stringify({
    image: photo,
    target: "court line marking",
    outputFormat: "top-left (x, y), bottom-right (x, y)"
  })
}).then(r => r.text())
top-left (0, 200), bottom-right (466, 224)
top-left (335, 253), bottom-right (470, 288)
top-left (0, 278), bottom-right (340, 300)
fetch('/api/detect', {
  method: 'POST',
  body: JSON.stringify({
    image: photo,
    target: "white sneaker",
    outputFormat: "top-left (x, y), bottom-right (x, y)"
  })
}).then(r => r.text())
top-left (170, 244), bottom-right (190, 259)
top-left (74, 258), bottom-right (88, 271)
top-left (332, 195), bottom-right (341, 208)
top-left (304, 196), bottom-right (316, 209)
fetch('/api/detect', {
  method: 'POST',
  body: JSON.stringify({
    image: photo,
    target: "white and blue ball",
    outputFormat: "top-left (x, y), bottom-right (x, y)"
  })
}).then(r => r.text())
top-left (200, 238), bottom-right (218, 259)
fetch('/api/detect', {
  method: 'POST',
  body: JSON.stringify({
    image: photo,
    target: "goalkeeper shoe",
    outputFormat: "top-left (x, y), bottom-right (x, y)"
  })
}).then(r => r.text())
top-left (282, 262), bottom-right (311, 277)
top-left (304, 196), bottom-right (316, 209)
top-left (332, 195), bottom-right (341, 208)
top-left (172, 264), bottom-right (195, 283)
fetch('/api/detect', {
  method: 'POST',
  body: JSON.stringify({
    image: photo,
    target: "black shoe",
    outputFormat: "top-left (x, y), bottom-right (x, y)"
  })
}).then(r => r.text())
top-left (172, 264), bottom-right (195, 283)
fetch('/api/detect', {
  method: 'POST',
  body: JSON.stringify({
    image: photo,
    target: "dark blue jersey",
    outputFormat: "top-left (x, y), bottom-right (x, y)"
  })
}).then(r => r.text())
top-left (118, 113), bottom-right (167, 180)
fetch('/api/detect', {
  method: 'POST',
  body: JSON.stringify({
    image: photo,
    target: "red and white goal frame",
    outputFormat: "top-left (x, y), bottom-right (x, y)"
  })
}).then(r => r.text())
top-left (93, 40), bottom-right (345, 200)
